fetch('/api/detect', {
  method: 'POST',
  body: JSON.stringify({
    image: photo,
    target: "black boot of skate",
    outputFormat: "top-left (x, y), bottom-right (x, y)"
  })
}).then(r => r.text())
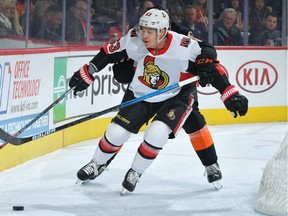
top-left (76, 160), bottom-right (106, 183)
top-left (120, 168), bottom-right (142, 195)
top-left (76, 153), bottom-right (118, 183)
top-left (205, 162), bottom-right (222, 190)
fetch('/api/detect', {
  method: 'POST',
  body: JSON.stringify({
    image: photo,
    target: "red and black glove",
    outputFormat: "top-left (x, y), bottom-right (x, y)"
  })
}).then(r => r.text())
top-left (69, 64), bottom-right (95, 96)
top-left (195, 55), bottom-right (218, 87)
top-left (221, 85), bottom-right (248, 118)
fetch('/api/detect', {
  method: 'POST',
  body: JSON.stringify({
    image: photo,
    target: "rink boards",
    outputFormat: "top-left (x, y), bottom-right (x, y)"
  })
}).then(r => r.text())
top-left (0, 46), bottom-right (287, 171)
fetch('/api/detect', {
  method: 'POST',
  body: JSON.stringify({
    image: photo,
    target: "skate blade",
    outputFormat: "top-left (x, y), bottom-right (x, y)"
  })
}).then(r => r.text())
top-left (120, 187), bottom-right (128, 196)
top-left (212, 180), bottom-right (222, 190)
top-left (75, 178), bottom-right (88, 185)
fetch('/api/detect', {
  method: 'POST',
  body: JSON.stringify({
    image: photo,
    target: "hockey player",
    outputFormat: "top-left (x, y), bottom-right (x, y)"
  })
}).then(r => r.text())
top-left (109, 7), bottom-right (248, 189)
top-left (69, 8), bottom-right (246, 194)
top-left (111, 52), bottom-right (248, 189)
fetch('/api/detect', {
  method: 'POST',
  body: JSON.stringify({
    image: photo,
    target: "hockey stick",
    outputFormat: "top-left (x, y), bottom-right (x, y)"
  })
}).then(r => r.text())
top-left (0, 87), bottom-right (75, 150)
top-left (0, 76), bottom-right (199, 145)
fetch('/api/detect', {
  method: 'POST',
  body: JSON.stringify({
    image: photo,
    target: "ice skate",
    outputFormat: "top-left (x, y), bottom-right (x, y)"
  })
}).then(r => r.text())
top-left (205, 162), bottom-right (222, 190)
top-left (76, 160), bottom-right (107, 184)
top-left (120, 187), bottom-right (128, 196)
top-left (120, 168), bottom-right (142, 195)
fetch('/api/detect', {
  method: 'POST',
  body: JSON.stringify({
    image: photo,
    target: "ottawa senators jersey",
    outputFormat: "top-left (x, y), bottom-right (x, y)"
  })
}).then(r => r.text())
top-left (103, 28), bottom-right (201, 102)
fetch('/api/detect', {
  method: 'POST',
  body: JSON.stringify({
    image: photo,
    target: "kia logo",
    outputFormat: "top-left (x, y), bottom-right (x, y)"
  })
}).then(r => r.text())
top-left (236, 60), bottom-right (278, 93)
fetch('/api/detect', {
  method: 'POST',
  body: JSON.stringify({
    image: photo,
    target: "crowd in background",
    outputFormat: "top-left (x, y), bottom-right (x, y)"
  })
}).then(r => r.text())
top-left (0, 0), bottom-right (285, 47)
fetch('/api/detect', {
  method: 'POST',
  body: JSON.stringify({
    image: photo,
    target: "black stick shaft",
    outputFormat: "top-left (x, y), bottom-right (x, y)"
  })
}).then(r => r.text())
top-left (0, 76), bottom-right (199, 146)
top-left (0, 88), bottom-right (74, 149)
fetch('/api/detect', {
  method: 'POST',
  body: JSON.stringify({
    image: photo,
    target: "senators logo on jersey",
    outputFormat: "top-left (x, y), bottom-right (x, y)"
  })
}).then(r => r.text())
top-left (138, 56), bottom-right (169, 89)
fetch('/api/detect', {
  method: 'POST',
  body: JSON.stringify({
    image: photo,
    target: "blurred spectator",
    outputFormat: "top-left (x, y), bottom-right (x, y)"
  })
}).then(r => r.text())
top-left (0, 0), bottom-right (23, 36)
top-left (249, 12), bottom-right (281, 46)
top-left (213, 0), bottom-right (229, 19)
top-left (24, 0), bottom-right (55, 31)
top-left (182, 0), bottom-right (194, 4)
top-left (18, 0), bottom-right (35, 32)
top-left (166, 0), bottom-right (185, 23)
top-left (126, 0), bottom-right (137, 27)
top-left (108, 15), bottom-right (129, 41)
top-left (16, 0), bottom-right (25, 17)
top-left (30, 0), bottom-right (57, 20)
top-left (0, 0), bottom-right (4, 13)
top-left (265, 0), bottom-right (282, 18)
top-left (213, 8), bottom-right (243, 46)
top-left (65, 0), bottom-right (87, 42)
top-left (128, 0), bottom-right (154, 27)
top-left (139, 0), bottom-right (155, 15)
top-left (79, 0), bottom-right (93, 41)
top-left (92, 0), bottom-right (121, 20)
top-left (30, 4), bottom-right (62, 42)
top-left (179, 5), bottom-right (208, 41)
top-left (228, 0), bottom-right (244, 31)
top-left (192, 0), bottom-right (208, 31)
top-left (249, 0), bottom-right (272, 36)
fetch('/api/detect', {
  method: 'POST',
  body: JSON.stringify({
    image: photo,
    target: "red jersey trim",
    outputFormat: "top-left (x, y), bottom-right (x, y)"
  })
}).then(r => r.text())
top-left (173, 95), bottom-right (194, 135)
top-left (147, 32), bottom-right (173, 55)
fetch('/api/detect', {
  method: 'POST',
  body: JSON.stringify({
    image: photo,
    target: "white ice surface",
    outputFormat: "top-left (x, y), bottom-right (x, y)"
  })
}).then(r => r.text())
top-left (0, 122), bottom-right (287, 216)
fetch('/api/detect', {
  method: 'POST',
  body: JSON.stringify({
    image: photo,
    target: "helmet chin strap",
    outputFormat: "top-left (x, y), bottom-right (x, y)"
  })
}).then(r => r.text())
top-left (151, 29), bottom-right (167, 48)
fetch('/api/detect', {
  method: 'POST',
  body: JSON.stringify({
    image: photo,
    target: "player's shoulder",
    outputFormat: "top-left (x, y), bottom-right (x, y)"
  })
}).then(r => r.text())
top-left (169, 30), bottom-right (200, 48)
top-left (126, 27), bottom-right (136, 36)
top-left (124, 27), bottom-right (142, 45)
top-left (126, 27), bottom-right (141, 39)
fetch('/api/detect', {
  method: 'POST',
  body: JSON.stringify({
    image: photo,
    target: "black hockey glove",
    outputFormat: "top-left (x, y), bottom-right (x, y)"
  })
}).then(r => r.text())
top-left (195, 55), bottom-right (218, 87)
top-left (69, 64), bottom-right (95, 96)
top-left (112, 58), bottom-right (134, 84)
top-left (221, 85), bottom-right (248, 118)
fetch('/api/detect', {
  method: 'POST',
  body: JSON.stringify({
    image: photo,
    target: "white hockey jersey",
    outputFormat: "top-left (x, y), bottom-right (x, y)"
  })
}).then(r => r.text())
top-left (103, 28), bottom-right (201, 102)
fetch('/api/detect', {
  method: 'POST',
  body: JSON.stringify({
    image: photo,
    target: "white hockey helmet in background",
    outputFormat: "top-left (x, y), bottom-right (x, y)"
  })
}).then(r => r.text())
top-left (139, 8), bottom-right (170, 35)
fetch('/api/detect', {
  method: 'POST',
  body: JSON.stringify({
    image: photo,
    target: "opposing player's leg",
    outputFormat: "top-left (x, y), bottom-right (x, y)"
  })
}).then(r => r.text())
top-left (182, 94), bottom-right (222, 189)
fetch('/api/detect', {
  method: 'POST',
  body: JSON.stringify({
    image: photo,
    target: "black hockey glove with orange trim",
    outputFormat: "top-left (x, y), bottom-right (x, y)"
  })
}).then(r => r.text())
top-left (69, 64), bottom-right (95, 96)
top-left (221, 85), bottom-right (248, 118)
top-left (195, 55), bottom-right (218, 87)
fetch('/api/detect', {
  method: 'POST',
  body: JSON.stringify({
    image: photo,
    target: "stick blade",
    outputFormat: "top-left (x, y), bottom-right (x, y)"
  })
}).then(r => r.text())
top-left (0, 128), bottom-right (23, 145)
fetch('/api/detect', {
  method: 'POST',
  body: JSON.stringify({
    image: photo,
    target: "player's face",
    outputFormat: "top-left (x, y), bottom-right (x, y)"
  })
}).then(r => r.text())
top-left (140, 27), bottom-right (158, 48)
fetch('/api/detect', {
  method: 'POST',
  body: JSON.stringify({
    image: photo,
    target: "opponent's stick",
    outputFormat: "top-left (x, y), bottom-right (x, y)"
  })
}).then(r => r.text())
top-left (0, 76), bottom-right (199, 145)
top-left (0, 88), bottom-right (75, 149)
